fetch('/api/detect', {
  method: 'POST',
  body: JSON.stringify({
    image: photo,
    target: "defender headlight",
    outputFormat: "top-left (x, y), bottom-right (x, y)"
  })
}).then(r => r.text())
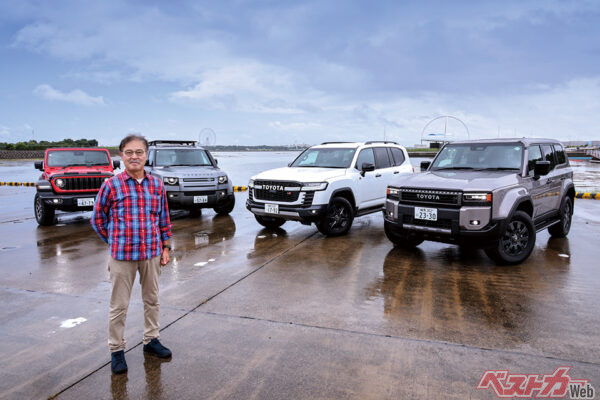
top-left (163, 177), bottom-right (179, 185)
top-left (463, 192), bottom-right (492, 203)
top-left (218, 175), bottom-right (228, 184)
top-left (248, 179), bottom-right (255, 188)
top-left (54, 178), bottom-right (65, 188)
top-left (301, 182), bottom-right (328, 191)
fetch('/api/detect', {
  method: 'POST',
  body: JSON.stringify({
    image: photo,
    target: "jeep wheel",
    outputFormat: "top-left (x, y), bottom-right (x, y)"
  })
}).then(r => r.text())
top-left (384, 221), bottom-right (424, 247)
top-left (214, 196), bottom-right (235, 216)
top-left (548, 196), bottom-right (573, 238)
top-left (317, 197), bottom-right (354, 237)
top-left (484, 211), bottom-right (535, 265)
top-left (34, 194), bottom-right (56, 226)
top-left (255, 214), bottom-right (286, 229)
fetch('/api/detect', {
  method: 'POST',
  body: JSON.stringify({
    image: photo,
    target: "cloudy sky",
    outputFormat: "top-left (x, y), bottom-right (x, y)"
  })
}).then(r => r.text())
top-left (1, 0), bottom-right (599, 146)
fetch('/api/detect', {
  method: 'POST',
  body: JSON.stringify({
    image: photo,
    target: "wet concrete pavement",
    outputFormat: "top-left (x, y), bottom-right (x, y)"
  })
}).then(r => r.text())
top-left (0, 191), bottom-right (599, 399)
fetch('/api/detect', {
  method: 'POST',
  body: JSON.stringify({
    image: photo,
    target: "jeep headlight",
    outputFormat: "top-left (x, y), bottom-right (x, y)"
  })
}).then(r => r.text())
top-left (218, 175), bottom-right (228, 184)
top-left (463, 192), bottom-right (492, 204)
top-left (248, 179), bottom-right (255, 188)
top-left (54, 178), bottom-right (65, 188)
top-left (301, 182), bottom-right (328, 191)
top-left (163, 177), bottom-right (179, 185)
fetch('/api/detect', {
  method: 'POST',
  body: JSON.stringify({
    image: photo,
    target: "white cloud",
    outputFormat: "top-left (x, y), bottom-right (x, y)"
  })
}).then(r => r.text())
top-left (33, 84), bottom-right (105, 106)
top-left (0, 125), bottom-right (10, 137)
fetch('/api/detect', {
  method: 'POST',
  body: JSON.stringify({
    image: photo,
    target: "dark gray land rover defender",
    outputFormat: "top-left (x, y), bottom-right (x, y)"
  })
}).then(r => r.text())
top-left (384, 138), bottom-right (574, 264)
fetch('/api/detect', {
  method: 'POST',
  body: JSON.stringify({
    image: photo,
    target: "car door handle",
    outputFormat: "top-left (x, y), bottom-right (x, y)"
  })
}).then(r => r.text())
top-left (546, 179), bottom-right (553, 184)
top-left (375, 174), bottom-right (382, 177)
top-left (393, 171), bottom-right (400, 174)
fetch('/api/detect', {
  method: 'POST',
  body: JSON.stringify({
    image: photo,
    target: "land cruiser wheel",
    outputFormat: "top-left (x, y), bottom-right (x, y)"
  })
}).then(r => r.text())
top-left (484, 211), bottom-right (535, 265)
top-left (34, 194), bottom-right (56, 226)
top-left (317, 197), bottom-right (354, 237)
top-left (214, 196), bottom-right (235, 216)
top-left (255, 214), bottom-right (285, 229)
top-left (548, 196), bottom-right (573, 238)
top-left (384, 221), bottom-right (424, 247)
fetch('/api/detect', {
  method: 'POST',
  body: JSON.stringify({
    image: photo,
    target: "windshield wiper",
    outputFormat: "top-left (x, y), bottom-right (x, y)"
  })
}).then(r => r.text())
top-left (479, 167), bottom-right (520, 171)
top-left (432, 167), bottom-right (475, 170)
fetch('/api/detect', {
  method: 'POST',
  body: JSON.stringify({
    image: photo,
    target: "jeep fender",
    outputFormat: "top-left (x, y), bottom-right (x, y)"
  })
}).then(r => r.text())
top-left (494, 187), bottom-right (532, 220)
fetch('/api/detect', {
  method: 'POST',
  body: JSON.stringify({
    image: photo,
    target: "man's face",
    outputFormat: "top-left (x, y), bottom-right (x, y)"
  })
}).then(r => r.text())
top-left (120, 139), bottom-right (148, 175)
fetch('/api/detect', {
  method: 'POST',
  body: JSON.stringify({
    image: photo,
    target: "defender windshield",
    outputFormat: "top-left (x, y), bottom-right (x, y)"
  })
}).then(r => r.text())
top-left (47, 150), bottom-right (110, 167)
top-left (155, 149), bottom-right (212, 167)
top-left (290, 148), bottom-right (357, 168)
top-left (431, 143), bottom-right (523, 171)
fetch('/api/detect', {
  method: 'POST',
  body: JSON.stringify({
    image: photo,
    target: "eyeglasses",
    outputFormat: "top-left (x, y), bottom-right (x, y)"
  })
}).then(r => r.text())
top-left (123, 150), bottom-right (146, 157)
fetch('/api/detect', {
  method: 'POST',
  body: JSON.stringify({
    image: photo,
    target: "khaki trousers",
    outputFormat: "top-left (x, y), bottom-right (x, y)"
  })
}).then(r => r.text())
top-left (108, 256), bottom-right (161, 352)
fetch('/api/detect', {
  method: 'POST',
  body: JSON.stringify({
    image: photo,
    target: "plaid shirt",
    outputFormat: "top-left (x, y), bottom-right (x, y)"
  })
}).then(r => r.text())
top-left (91, 171), bottom-right (172, 261)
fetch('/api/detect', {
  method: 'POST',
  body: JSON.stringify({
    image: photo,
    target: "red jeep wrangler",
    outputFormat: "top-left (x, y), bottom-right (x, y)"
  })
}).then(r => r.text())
top-left (34, 148), bottom-right (120, 225)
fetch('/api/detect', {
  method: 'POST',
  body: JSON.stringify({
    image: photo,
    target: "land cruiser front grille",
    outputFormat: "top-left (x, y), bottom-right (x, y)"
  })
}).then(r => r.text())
top-left (253, 181), bottom-right (301, 202)
top-left (52, 176), bottom-right (107, 192)
top-left (403, 215), bottom-right (453, 230)
top-left (302, 192), bottom-right (314, 207)
top-left (400, 188), bottom-right (461, 207)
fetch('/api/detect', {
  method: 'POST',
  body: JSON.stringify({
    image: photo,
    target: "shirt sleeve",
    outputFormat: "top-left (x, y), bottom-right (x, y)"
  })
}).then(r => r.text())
top-left (91, 181), bottom-right (111, 243)
top-left (158, 184), bottom-right (172, 242)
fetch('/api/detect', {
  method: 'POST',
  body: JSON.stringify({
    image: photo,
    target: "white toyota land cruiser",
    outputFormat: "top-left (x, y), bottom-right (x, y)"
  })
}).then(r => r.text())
top-left (246, 141), bottom-right (413, 236)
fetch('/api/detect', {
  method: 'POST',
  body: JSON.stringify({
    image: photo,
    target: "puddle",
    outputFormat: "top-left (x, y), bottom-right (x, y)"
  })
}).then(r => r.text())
top-left (60, 317), bottom-right (87, 328)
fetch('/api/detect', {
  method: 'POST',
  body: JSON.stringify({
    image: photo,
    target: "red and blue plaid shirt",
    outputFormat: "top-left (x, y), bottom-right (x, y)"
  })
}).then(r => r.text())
top-left (91, 171), bottom-right (172, 261)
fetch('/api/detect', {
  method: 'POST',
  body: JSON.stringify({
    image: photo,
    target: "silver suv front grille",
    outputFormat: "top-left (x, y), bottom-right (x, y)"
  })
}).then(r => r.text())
top-left (400, 188), bottom-right (462, 207)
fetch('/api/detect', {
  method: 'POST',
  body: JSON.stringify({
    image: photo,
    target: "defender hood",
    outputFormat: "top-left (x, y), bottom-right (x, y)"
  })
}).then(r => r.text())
top-left (253, 167), bottom-right (346, 182)
top-left (150, 166), bottom-right (221, 178)
top-left (395, 170), bottom-right (521, 191)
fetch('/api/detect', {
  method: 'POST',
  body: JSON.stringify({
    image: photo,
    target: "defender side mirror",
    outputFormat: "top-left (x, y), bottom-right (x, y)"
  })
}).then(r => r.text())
top-left (34, 161), bottom-right (44, 171)
top-left (144, 159), bottom-right (150, 166)
top-left (420, 161), bottom-right (431, 171)
top-left (534, 160), bottom-right (551, 179)
top-left (113, 160), bottom-right (121, 169)
top-left (360, 162), bottom-right (375, 177)
top-left (214, 159), bottom-right (218, 165)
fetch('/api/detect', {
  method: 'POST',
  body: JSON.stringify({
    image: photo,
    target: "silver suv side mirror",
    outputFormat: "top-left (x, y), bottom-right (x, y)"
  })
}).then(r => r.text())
top-left (533, 160), bottom-right (551, 179)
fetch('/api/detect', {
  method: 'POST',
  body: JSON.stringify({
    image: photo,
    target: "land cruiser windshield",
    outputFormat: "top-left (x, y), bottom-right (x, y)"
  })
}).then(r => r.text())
top-left (47, 150), bottom-right (109, 167)
top-left (155, 149), bottom-right (212, 166)
top-left (290, 148), bottom-right (357, 168)
top-left (431, 143), bottom-right (523, 171)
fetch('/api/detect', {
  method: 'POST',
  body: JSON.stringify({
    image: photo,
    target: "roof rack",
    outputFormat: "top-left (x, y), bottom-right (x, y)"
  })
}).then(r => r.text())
top-left (148, 140), bottom-right (198, 147)
top-left (320, 141), bottom-right (357, 145)
top-left (364, 141), bottom-right (398, 145)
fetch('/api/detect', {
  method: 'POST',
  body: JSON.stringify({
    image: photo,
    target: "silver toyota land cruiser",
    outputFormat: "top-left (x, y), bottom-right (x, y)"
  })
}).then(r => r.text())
top-left (384, 138), bottom-right (575, 264)
top-left (145, 140), bottom-right (235, 216)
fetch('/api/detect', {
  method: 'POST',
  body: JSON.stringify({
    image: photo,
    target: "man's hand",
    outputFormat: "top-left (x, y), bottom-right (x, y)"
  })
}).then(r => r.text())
top-left (161, 248), bottom-right (170, 266)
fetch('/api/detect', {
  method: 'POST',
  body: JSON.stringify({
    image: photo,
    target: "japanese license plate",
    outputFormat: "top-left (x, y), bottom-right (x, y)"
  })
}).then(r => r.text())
top-left (193, 196), bottom-right (208, 203)
top-left (414, 207), bottom-right (437, 221)
top-left (77, 198), bottom-right (95, 207)
top-left (265, 203), bottom-right (279, 214)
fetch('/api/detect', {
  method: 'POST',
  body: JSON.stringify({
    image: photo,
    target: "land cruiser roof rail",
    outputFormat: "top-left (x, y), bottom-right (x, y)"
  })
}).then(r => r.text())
top-left (364, 141), bottom-right (398, 145)
top-left (320, 141), bottom-right (356, 145)
top-left (148, 140), bottom-right (198, 147)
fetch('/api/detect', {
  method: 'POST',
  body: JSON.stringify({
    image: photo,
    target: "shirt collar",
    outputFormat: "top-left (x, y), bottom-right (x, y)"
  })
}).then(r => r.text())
top-left (121, 170), bottom-right (148, 182)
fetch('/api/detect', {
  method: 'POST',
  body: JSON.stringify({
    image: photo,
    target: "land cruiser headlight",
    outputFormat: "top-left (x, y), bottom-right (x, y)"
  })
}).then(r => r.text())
top-left (248, 179), bottom-right (254, 188)
top-left (218, 175), bottom-right (228, 184)
top-left (301, 182), bottom-right (328, 191)
top-left (387, 187), bottom-right (400, 197)
top-left (463, 192), bottom-right (492, 204)
top-left (164, 177), bottom-right (179, 185)
top-left (54, 178), bottom-right (65, 188)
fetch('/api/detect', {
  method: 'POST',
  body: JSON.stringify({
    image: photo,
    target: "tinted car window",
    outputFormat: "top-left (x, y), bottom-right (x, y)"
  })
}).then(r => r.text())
top-left (374, 147), bottom-right (392, 169)
top-left (527, 145), bottom-right (543, 176)
top-left (554, 144), bottom-right (567, 165)
top-left (355, 148), bottom-right (375, 170)
top-left (390, 147), bottom-right (405, 166)
top-left (541, 145), bottom-right (556, 170)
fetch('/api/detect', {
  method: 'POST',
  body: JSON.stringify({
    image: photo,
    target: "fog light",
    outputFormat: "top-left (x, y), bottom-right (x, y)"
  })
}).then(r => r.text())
top-left (312, 210), bottom-right (316, 214)
top-left (470, 220), bottom-right (480, 225)
top-left (389, 212), bottom-right (394, 217)
top-left (53, 199), bottom-right (60, 204)
top-left (169, 194), bottom-right (174, 198)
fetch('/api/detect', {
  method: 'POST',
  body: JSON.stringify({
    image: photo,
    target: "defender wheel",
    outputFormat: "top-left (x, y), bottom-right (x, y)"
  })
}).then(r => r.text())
top-left (484, 211), bottom-right (535, 265)
top-left (214, 196), bottom-right (235, 216)
top-left (255, 214), bottom-right (285, 229)
top-left (317, 197), bottom-right (354, 237)
top-left (34, 194), bottom-right (56, 226)
top-left (384, 221), bottom-right (424, 247)
top-left (548, 196), bottom-right (573, 238)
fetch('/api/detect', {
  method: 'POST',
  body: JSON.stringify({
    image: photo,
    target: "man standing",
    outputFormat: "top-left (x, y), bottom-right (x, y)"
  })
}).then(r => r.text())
top-left (91, 134), bottom-right (173, 374)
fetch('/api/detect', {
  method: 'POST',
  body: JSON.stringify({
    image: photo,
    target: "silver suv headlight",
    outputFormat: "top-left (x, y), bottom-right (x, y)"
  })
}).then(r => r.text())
top-left (301, 182), bottom-right (328, 191)
top-left (463, 192), bottom-right (492, 204)
top-left (163, 177), bottom-right (179, 185)
top-left (218, 175), bottom-right (228, 184)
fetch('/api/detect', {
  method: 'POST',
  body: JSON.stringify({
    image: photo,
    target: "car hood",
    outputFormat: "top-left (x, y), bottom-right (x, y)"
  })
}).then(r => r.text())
top-left (395, 170), bottom-right (521, 191)
top-left (149, 166), bottom-right (221, 177)
top-left (253, 167), bottom-right (346, 182)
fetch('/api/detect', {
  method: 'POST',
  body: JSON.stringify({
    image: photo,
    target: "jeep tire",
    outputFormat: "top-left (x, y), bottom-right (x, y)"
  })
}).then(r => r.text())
top-left (317, 196), bottom-right (354, 237)
top-left (255, 214), bottom-right (285, 229)
top-left (34, 194), bottom-right (56, 226)
top-left (548, 196), bottom-right (573, 238)
top-left (214, 196), bottom-right (235, 216)
top-left (384, 221), bottom-right (424, 247)
top-left (484, 211), bottom-right (536, 265)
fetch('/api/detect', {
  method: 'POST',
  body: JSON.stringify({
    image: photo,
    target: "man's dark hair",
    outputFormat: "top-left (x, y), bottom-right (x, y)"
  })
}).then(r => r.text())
top-left (119, 134), bottom-right (149, 152)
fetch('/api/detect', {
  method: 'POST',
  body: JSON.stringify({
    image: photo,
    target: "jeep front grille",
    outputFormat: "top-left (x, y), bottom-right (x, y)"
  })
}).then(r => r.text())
top-left (253, 180), bottom-right (302, 202)
top-left (52, 176), bottom-right (107, 192)
top-left (399, 188), bottom-right (461, 207)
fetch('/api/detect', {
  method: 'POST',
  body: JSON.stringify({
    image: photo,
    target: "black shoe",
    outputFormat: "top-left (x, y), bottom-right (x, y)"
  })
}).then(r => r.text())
top-left (143, 338), bottom-right (172, 358)
top-left (111, 350), bottom-right (128, 374)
